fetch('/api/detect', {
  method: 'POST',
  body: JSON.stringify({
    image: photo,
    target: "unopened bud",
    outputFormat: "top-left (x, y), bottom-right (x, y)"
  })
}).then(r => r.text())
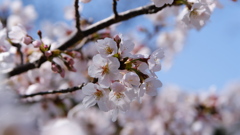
top-left (37, 30), bottom-right (42, 39)
top-left (63, 56), bottom-right (77, 72)
top-left (51, 62), bottom-right (65, 78)
top-left (114, 35), bottom-right (121, 48)
top-left (44, 45), bottom-right (49, 49)
top-left (60, 69), bottom-right (65, 78)
top-left (32, 40), bottom-right (42, 48)
top-left (44, 51), bottom-right (52, 58)
top-left (23, 36), bottom-right (32, 45)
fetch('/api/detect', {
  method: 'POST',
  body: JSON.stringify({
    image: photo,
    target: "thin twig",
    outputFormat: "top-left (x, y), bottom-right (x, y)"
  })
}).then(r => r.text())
top-left (20, 83), bottom-right (85, 98)
top-left (113, 0), bottom-right (119, 18)
top-left (6, 3), bottom-right (176, 78)
top-left (74, 0), bottom-right (81, 31)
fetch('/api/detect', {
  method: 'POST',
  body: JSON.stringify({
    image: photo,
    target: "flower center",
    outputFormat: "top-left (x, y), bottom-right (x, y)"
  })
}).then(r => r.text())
top-left (101, 64), bottom-right (109, 75)
top-left (190, 9), bottom-right (199, 19)
top-left (114, 92), bottom-right (124, 100)
top-left (105, 46), bottom-right (113, 54)
top-left (94, 90), bottom-right (103, 100)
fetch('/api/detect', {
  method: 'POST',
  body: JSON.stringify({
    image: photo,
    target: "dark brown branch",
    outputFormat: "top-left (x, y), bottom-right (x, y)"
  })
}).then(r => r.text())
top-left (20, 83), bottom-right (85, 98)
top-left (6, 3), bottom-right (174, 78)
top-left (113, 0), bottom-right (119, 18)
top-left (74, 0), bottom-right (81, 31)
top-left (83, 4), bottom-right (171, 36)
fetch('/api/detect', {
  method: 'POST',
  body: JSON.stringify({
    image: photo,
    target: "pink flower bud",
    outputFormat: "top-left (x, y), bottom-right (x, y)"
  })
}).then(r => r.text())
top-left (44, 51), bottom-right (52, 58)
top-left (44, 45), bottom-right (49, 49)
top-left (114, 35), bottom-right (121, 41)
top-left (60, 69), bottom-right (65, 78)
top-left (51, 62), bottom-right (65, 78)
top-left (64, 57), bottom-right (74, 65)
top-left (69, 67), bottom-right (77, 72)
top-left (51, 62), bottom-right (60, 73)
top-left (32, 40), bottom-right (42, 48)
top-left (63, 56), bottom-right (77, 72)
top-left (69, 58), bottom-right (74, 65)
top-left (23, 36), bottom-right (32, 45)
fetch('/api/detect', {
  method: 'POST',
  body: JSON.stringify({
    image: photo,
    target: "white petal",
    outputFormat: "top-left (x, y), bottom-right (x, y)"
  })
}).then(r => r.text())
top-left (97, 100), bottom-right (109, 112)
top-left (88, 63), bottom-right (101, 78)
top-left (146, 88), bottom-right (158, 96)
top-left (99, 74), bottom-right (111, 88)
top-left (82, 96), bottom-right (96, 108)
top-left (82, 83), bottom-right (96, 95)
top-left (111, 109), bottom-right (118, 122)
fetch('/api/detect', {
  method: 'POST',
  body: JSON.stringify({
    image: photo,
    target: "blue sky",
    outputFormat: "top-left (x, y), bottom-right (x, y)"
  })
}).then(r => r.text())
top-left (3, 0), bottom-right (240, 91)
top-left (158, 0), bottom-right (240, 91)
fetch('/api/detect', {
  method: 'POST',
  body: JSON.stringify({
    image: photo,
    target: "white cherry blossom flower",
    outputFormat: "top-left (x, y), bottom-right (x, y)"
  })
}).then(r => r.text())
top-left (123, 72), bottom-right (140, 86)
top-left (119, 38), bottom-right (134, 58)
top-left (0, 52), bottom-right (15, 73)
top-left (88, 54), bottom-right (120, 88)
top-left (109, 82), bottom-right (130, 121)
top-left (180, 3), bottom-right (211, 30)
top-left (152, 0), bottom-right (174, 7)
top-left (0, 28), bottom-right (11, 52)
top-left (140, 77), bottom-right (162, 96)
top-left (148, 48), bottom-right (164, 73)
top-left (82, 83), bottom-right (110, 112)
top-left (96, 38), bottom-right (117, 57)
top-left (9, 24), bottom-right (27, 43)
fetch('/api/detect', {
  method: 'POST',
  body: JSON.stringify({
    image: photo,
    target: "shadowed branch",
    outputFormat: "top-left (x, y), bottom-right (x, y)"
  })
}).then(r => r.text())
top-left (20, 83), bottom-right (85, 98)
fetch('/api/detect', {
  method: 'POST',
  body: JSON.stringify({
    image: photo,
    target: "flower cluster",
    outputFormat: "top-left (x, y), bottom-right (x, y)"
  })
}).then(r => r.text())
top-left (82, 36), bottom-right (164, 121)
top-left (39, 82), bottom-right (240, 135)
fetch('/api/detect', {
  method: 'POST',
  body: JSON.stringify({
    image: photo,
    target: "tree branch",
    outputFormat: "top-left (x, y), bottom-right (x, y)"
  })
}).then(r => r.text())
top-left (6, 3), bottom-right (174, 78)
top-left (20, 83), bottom-right (85, 98)
top-left (83, 4), bottom-right (171, 36)
top-left (74, 0), bottom-right (81, 31)
top-left (113, 0), bottom-right (119, 18)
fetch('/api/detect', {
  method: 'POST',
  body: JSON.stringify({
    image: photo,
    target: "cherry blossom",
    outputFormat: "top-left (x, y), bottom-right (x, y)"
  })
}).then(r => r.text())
top-left (82, 83), bottom-right (110, 112)
top-left (118, 38), bottom-right (135, 58)
top-left (9, 24), bottom-right (30, 44)
top-left (148, 48), bottom-right (164, 73)
top-left (180, 2), bottom-right (211, 30)
top-left (140, 77), bottom-right (162, 96)
top-left (96, 38), bottom-right (118, 57)
top-left (88, 54), bottom-right (120, 88)
top-left (123, 72), bottom-right (140, 87)
top-left (109, 82), bottom-right (130, 121)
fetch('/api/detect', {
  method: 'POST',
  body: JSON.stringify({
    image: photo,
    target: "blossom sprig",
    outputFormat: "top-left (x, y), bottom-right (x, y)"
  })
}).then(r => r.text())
top-left (8, 25), bottom-right (81, 78)
top-left (82, 35), bottom-right (164, 121)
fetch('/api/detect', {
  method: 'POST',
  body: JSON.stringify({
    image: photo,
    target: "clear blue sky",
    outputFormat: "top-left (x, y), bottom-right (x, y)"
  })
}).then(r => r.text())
top-left (158, 0), bottom-right (240, 91)
top-left (3, 0), bottom-right (240, 91)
